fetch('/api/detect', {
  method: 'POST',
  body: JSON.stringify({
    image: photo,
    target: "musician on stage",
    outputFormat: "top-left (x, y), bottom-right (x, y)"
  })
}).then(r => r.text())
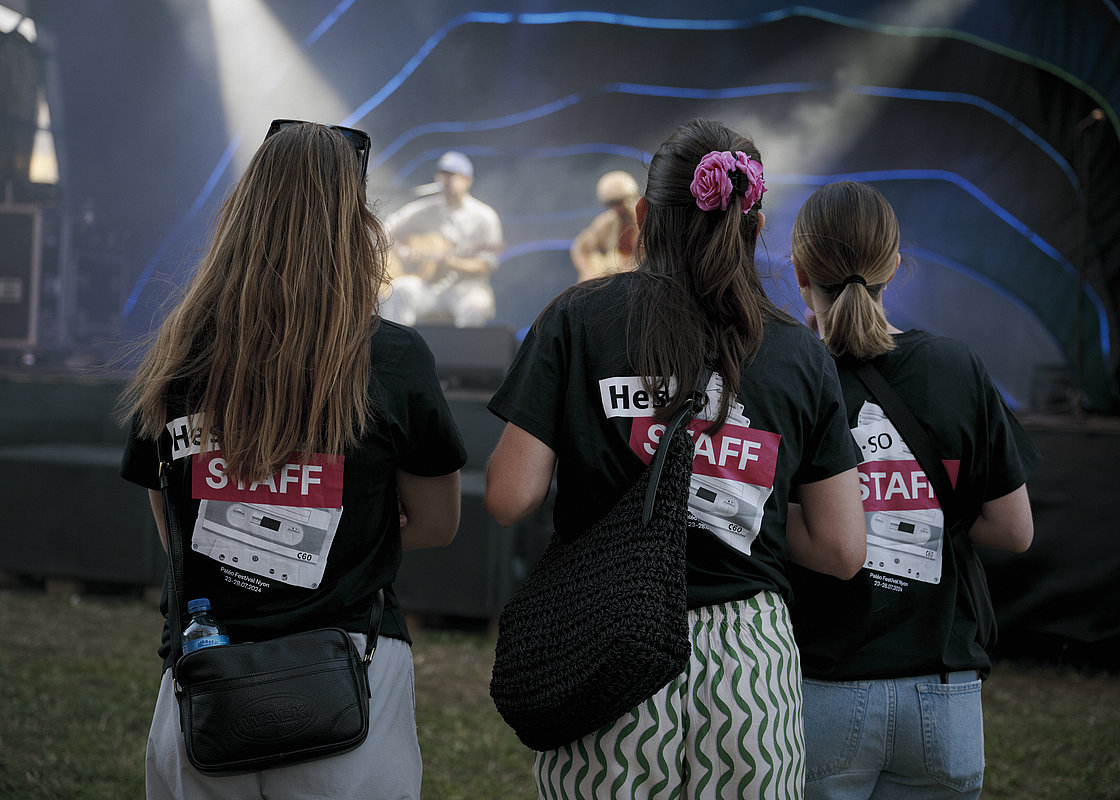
top-left (381, 151), bottom-right (504, 327)
top-left (569, 170), bottom-right (640, 282)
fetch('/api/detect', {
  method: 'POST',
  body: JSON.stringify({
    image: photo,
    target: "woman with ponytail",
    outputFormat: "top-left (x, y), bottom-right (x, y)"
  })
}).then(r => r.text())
top-left (789, 181), bottom-right (1040, 799)
top-left (485, 119), bottom-right (866, 798)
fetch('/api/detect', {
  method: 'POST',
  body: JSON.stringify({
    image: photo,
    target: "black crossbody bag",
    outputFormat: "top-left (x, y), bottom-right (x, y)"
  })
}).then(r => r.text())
top-left (853, 360), bottom-right (998, 652)
top-left (490, 372), bottom-right (710, 751)
top-left (157, 439), bottom-right (384, 775)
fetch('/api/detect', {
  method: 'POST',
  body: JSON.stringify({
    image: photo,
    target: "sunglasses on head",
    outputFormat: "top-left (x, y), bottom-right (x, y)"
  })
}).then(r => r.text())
top-left (265, 119), bottom-right (371, 179)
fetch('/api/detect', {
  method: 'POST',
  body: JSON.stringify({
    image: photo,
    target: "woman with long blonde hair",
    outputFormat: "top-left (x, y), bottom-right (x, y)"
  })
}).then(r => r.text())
top-left (120, 120), bottom-right (466, 799)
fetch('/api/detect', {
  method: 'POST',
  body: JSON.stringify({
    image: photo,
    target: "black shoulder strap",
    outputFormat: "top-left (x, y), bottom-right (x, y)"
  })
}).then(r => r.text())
top-left (852, 360), bottom-right (961, 523)
top-left (642, 366), bottom-right (712, 527)
top-left (155, 435), bottom-right (187, 666)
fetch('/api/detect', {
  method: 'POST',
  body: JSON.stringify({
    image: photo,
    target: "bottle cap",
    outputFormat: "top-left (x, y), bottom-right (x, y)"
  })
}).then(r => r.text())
top-left (187, 598), bottom-right (212, 614)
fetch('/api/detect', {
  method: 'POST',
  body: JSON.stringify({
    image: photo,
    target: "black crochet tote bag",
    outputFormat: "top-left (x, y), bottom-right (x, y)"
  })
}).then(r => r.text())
top-left (489, 406), bottom-right (697, 751)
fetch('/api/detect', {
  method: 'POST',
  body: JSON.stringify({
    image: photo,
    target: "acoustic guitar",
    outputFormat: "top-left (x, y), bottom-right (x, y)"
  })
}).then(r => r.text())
top-left (388, 231), bottom-right (460, 292)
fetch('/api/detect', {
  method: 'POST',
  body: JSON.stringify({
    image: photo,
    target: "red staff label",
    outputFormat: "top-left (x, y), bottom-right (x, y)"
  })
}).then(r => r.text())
top-left (630, 419), bottom-right (780, 488)
top-left (192, 452), bottom-right (344, 508)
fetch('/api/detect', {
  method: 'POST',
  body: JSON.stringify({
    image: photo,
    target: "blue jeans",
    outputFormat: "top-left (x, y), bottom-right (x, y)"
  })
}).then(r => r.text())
top-left (803, 672), bottom-right (984, 800)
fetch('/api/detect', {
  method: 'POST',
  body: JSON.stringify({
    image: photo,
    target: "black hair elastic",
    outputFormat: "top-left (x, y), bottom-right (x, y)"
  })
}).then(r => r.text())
top-left (841, 274), bottom-right (868, 288)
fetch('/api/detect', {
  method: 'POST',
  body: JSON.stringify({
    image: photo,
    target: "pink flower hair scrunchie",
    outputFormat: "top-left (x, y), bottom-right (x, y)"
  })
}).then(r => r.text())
top-left (689, 150), bottom-right (766, 213)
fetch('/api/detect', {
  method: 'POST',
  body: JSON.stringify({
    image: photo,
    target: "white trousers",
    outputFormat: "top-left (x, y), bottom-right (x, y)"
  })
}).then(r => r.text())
top-left (535, 591), bottom-right (805, 799)
top-left (145, 635), bottom-right (422, 800)
top-left (380, 275), bottom-right (495, 328)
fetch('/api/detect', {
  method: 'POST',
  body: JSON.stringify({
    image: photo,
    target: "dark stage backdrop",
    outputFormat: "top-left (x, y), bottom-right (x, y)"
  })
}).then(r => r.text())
top-left (11, 1), bottom-right (1119, 662)
top-left (27, 0), bottom-right (1120, 412)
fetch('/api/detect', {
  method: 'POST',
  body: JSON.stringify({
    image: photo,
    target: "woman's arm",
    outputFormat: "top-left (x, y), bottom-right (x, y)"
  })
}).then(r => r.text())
top-left (787, 468), bottom-right (867, 579)
top-left (397, 469), bottom-right (461, 550)
top-left (967, 483), bottom-right (1033, 552)
top-left (484, 423), bottom-right (557, 527)
top-left (148, 489), bottom-right (168, 553)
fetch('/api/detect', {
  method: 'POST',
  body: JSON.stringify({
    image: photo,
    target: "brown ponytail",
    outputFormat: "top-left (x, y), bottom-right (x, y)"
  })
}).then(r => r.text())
top-left (792, 181), bottom-right (899, 360)
top-left (631, 118), bottom-right (788, 430)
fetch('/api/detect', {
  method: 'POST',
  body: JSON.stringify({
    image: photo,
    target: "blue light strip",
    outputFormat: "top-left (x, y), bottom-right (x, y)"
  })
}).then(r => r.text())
top-left (375, 80), bottom-right (1079, 191)
top-left (390, 143), bottom-right (650, 188)
top-left (499, 239), bottom-right (573, 262)
top-left (340, 12), bottom-right (515, 126)
top-left (855, 85), bottom-right (1077, 188)
top-left (517, 10), bottom-right (763, 29)
top-left (123, 3), bottom-right (1112, 348)
top-left (371, 93), bottom-right (587, 168)
top-left (784, 168), bottom-right (1072, 268)
top-left (781, 168), bottom-right (1110, 359)
top-left (302, 0), bottom-right (357, 47)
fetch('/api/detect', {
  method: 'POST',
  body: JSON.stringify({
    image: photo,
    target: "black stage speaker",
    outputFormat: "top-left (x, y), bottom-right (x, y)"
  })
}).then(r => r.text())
top-left (393, 328), bottom-right (548, 619)
top-left (0, 375), bottom-right (165, 585)
top-left (0, 204), bottom-right (40, 348)
top-left (393, 471), bottom-right (551, 620)
top-left (0, 443), bottom-right (166, 585)
top-left (445, 390), bottom-right (505, 470)
top-left (415, 324), bottom-right (517, 390)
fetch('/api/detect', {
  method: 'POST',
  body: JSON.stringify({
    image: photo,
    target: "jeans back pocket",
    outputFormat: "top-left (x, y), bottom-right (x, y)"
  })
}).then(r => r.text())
top-left (802, 679), bottom-right (870, 780)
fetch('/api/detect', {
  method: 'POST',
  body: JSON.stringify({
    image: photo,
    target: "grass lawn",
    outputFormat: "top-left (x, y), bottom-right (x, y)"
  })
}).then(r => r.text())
top-left (1, 587), bottom-right (1117, 799)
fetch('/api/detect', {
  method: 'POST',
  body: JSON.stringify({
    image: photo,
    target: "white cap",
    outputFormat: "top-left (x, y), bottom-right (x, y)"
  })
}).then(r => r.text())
top-left (436, 151), bottom-right (474, 177)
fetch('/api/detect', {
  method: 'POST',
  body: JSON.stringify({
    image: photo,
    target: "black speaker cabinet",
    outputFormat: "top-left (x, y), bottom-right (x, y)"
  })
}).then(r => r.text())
top-left (393, 471), bottom-right (551, 620)
top-left (0, 443), bottom-right (166, 585)
top-left (0, 204), bottom-right (41, 348)
top-left (415, 324), bottom-right (517, 390)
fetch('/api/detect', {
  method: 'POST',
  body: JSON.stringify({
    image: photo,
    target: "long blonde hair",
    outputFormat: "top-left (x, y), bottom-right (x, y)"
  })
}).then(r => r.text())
top-left (792, 181), bottom-right (899, 360)
top-left (120, 122), bottom-right (391, 482)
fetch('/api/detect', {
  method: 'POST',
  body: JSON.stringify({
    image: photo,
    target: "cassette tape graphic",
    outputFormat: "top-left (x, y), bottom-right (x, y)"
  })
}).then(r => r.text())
top-left (689, 473), bottom-right (765, 551)
top-left (686, 396), bottom-right (770, 555)
top-left (191, 499), bottom-right (342, 590)
top-left (864, 508), bottom-right (944, 584)
top-left (855, 401), bottom-right (915, 460)
top-left (870, 510), bottom-right (934, 544)
top-left (852, 400), bottom-right (945, 584)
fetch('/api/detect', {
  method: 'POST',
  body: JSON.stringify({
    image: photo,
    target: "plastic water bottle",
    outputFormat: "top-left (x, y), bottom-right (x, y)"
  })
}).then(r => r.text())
top-left (181, 598), bottom-right (230, 654)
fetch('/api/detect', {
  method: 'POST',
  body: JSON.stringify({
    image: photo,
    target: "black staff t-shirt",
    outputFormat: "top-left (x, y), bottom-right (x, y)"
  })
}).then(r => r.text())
top-left (121, 320), bottom-right (467, 666)
top-left (488, 274), bottom-right (858, 609)
top-left (789, 330), bottom-right (1042, 680)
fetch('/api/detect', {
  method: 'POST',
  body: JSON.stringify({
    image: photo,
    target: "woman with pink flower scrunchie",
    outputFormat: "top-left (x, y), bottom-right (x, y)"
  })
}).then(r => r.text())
top-left (486, 118), bottom-right (866, 798)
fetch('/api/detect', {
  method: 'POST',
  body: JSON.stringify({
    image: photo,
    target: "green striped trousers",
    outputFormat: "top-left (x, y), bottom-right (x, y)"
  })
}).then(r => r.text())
top-left (534, 591), bottom-right (804, 799)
